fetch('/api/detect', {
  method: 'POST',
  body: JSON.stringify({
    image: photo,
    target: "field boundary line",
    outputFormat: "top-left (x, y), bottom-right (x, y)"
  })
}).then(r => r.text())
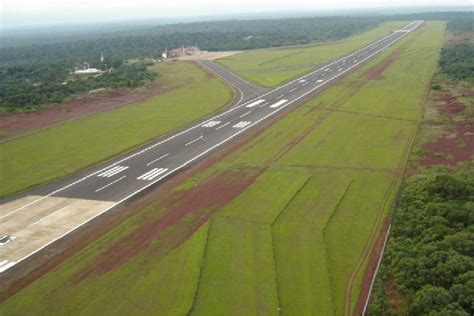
top-left (319, 107), bottom-right (421, 123)
top-left (322, 179), bottom-right (354, 314)
top-left (270, 176), bottom-right (312, 227)
top-left (186, 220), bottom-right (213, 315)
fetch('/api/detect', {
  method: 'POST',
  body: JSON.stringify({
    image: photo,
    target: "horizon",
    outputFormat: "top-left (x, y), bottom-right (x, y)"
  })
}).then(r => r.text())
top-left (1, 1), bottom-right (472, 30)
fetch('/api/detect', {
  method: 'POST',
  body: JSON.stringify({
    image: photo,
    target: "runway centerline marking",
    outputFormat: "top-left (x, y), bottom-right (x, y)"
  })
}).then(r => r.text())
top-left (146, 153), bottom-right (170, 166)
top-left (289, 87), bottom-right (298, 92)
top-left (185, 135), bottom-right (204, 147)
top-left (239, 110), bottom-right (252, 118)
top-left (215, 121), bottom-right (230, 130)
top-left (27, 206), bottom-right (69, 227)
top-left (95, 176), bottom-right (126, 193)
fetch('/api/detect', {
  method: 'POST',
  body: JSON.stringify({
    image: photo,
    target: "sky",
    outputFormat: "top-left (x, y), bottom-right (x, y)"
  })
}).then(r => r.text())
top-left (1, 0), bottom-right (472, 28)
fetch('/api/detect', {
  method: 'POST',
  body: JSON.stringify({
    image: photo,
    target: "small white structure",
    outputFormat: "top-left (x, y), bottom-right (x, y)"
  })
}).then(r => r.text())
top-left (74, 63), bottom-right (102, 75)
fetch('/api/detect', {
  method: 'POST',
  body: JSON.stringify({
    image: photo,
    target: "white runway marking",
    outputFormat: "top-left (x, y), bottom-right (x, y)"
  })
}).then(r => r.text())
top-left (146, 153), bottom-right (170, 166)
top-left (137, 168), bottom-right (168, 181)
top-left (259, 102), bottom-right (268, 108)
top-left (289, 87), bottom-right (298, 92)
top-left (97, 166), bottom-right (129, 178)
top-left (269, 99), bottom-right (288, 108)
top-left (201, 120), bottom-right (221, 128)
top-left (317, 79), bottom-right (324, 83)
top-left (0, 260), bottom-right (16, 273)
top-left (233, 121), bottom-right (252, 128)
top-left (299, 79), bottom-right (306, 83)
top-left (239, 111), bottom-right (252, 118)
top-left (245, 99), bottom-right (265, 108)
top-left (338, 68), bottom-right (343, 72)
top-left (302, 82), bottom-right (308, 86)
top-left (276, 94), bottom-right (285, 99)
top-left (215, 122), bottom-right (231, 130)
top-left (184, 135), bottom-right (204, 146)
top-left (95, 176), bottom-right (126, 192)
top-left (27, 206), bottom-right (69, 227)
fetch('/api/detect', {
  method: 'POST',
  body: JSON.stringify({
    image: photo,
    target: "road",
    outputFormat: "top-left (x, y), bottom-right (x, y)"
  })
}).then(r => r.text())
top-left (0, 21), bottom-right (423, 274)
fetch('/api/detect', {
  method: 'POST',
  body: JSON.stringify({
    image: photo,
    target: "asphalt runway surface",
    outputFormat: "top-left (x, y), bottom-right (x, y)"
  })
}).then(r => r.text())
top-left (0, 21), bottom-right (423, 274)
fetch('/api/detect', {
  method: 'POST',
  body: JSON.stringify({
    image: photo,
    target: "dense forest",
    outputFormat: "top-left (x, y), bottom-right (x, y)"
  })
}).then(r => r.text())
top-left (0, 17), bottom-right (380, 65)
top-left (370, 170), bottom-right (474, 315)
top-left (0, 62), bottom-right (155, 112)
top-left (440, 43), bottom-right (474, 83)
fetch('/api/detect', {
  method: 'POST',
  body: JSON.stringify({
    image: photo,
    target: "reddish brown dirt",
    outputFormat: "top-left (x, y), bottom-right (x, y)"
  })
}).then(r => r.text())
top-left (363, 35), bottom-right (415, 80)
top-left (353, 220), bottom-right (390, 316)
top-left (421, 86), bottom-right (473, 166)
top-left (0, 83), bottom-right (169, 141)
top-left (421, 123), bottom-right (473, 165)
top-left (73, 169), bottom-right (260, 282)
top-left (436, 91), bottom-right (466, 116)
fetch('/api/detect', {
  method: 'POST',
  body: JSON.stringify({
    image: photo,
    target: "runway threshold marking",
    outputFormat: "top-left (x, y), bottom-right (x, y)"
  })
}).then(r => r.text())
top-left (95, 176), bottom-right (126, 192)
top-left (97, 166), bottom-right (129, 178)
top-left (146, 153), bottom-right (170, 166)
top-left (185, 135), bottom-right (204, 147)
top-left (269, 99), bottom-right (288, 108)
top-left (201, 120), bottom-right (221, 128)
top-left (137, 168), bottom-right (168, 181)
top-left (245, 99), bottom-right (265, 108)
top-left (233, 121), bottom-right (252, 128)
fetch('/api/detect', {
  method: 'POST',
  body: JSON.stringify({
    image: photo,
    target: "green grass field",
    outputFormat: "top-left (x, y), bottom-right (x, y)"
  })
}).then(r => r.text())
top-left (218, 21), bottom-right (407, 87)
top-left (0, 23), bottom-right (445, 315)
top-left (0, 61), bottom-right (233, 197)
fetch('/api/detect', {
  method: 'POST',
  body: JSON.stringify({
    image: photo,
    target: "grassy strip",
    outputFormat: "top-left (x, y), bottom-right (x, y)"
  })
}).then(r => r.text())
top-left (218, 22), bottom-right (407, 87)
top-left (0, 61), bottom-right (232, 197)
top-left (191, 217), bottom-right (279, 315)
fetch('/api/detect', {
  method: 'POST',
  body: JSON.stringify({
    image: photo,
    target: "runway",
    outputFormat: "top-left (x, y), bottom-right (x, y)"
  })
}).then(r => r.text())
top-left (0, 21), bottom-right (423, 274)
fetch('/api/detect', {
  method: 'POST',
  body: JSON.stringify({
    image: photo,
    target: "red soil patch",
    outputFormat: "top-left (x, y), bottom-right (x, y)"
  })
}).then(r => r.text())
top-left (353, 220), bottom-right (390, 315)
top-left (364, 35), bottom-right (416, 80)
top-left (436, 91), bottom-right (466, 116)
top-left (73, 169), bottom-right (259, 282)
top-left (0, 83), bottom-right (169, 141)
top-left (421, 123), bottom-right (473, 165)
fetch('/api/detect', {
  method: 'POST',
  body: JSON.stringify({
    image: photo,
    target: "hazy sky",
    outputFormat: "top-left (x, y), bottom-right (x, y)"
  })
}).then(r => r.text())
top-left (2, 0), bottom-right (472, 28)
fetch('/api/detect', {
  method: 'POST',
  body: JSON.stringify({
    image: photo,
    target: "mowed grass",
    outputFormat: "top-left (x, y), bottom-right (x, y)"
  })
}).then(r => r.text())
top-left (218, 21), bottom-right (407, 87)
top-left (0, 61), bottom-right (232, 197)
top-left (0, 223), bottom-right (209, 315)
top-left (1, 23), bottom-right (445, 315)
top-left (191, 217), bottom-right (279, 315)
